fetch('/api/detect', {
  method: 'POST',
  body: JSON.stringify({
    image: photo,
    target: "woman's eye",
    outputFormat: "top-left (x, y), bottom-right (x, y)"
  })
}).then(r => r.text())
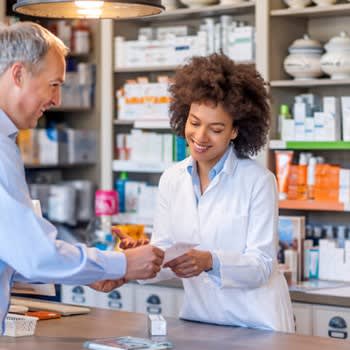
top-left (212, 129), bottom-right (223, 134)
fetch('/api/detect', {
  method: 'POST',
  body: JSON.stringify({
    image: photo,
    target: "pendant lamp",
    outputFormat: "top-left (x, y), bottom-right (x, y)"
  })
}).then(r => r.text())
top-left (13, 0), bottom-right (164, 19)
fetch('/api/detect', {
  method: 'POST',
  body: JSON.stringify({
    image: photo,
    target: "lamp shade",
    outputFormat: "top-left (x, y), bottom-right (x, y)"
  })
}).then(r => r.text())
top-left (13, 0), bottom-right (164, 19)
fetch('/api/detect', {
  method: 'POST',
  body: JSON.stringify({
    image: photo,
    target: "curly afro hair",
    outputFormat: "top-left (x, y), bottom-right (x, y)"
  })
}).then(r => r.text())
top-left (169, 53), bottom-right (271, 158)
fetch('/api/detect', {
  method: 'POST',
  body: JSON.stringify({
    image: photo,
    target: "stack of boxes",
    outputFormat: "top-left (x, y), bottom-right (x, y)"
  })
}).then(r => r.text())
top-left (115, 20), bottom-right (255, 69)
top-left (280, 94), bottom-right (349, 142)
top-left (17, 128), bottom-right (97, 166)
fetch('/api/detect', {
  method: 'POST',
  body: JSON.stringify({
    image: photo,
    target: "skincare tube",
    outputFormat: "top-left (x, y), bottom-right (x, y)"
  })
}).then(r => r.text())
top-left (275, 150), bottom-right (294, 200)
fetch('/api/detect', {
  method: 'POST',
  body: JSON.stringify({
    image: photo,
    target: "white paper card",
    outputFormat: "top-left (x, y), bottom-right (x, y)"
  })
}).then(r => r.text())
top-left (163, 242), bottom-right (198, 265)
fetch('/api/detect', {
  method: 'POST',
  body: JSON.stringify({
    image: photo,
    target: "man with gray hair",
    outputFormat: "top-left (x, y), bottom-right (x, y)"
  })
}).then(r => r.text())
top-left (0, 21), bottom-right (164, 333)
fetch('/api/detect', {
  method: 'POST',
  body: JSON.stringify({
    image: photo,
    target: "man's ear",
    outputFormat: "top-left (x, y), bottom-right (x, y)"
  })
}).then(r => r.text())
top-left (11, 62), bottom-right (25, 87)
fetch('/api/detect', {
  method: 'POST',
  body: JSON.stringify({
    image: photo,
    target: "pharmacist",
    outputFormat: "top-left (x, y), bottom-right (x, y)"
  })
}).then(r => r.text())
top-left (120, 54), bottom-right (294, 332)
top-left (0, 21), bottom-right (164, 333)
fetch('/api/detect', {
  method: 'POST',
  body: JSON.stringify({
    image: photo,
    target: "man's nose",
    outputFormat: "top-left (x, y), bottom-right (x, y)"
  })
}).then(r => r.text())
top-left (52, 88), bottom-right (61, 106)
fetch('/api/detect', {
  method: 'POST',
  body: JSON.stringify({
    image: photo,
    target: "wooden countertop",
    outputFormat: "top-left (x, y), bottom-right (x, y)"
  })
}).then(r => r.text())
top-left (151, 279), bottom-right (350, 308)
top-left (0, 308), bottom-right (349, 350)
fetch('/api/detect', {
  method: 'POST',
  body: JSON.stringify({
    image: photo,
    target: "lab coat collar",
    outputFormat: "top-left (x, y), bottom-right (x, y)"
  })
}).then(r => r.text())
top-left (180, 145), bottom-right (239, 176)
top-left (0, 109), bottom-right (18, 141)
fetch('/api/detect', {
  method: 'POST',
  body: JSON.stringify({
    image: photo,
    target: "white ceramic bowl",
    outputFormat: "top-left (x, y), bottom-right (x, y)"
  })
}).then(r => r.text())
top-left (283, 0), bottom-right (312, 8)
top-left (283, 34), bottom-right (323, 79)
top-left (312, 0), bottom-right (337, 6)
top-left (284, 51), bottom-right (323, 79)
top-left (321, 32), bottom-right (350, 79)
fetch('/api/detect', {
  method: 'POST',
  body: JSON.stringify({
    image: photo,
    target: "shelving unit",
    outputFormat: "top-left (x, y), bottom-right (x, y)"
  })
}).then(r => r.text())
top-left (269, 0), bottom-right (350, 233)
top-left (100, 0), bottom-right (268, 189)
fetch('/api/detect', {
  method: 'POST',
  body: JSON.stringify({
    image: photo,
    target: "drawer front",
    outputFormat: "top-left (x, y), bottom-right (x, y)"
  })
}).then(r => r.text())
top-left (313, 305), bottom-right (350, 340)
top-left (135, 285), bottom-right (177, 317)
top-left (292, 302), bottom-right (313, 335)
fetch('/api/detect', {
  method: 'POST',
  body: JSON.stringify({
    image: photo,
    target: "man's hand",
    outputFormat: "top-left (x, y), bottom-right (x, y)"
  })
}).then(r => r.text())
top-left (88, 278), bottom-right (126, 293)
top-left (124, 245), bottom-right (164, 280)
top-left (163, 249), bottom-right (212, 278)
top-left (112, 227), bottom-right (149, 249)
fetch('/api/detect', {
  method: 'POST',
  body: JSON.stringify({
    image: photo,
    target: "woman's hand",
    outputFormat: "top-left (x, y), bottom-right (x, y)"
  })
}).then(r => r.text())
top-left (88, 278), bottom-right (126, 293)
top-left (112, 227), bottom-right (149, 249)
top-left (163, 249), bottom-right (213, 278)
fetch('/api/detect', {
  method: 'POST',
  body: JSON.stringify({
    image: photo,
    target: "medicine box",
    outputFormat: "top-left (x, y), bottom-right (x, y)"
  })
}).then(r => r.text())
top-left (148, 314), bottom-right (167, 336)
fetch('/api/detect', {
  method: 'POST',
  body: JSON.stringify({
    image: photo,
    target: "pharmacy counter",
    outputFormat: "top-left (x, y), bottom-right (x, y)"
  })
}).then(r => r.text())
top-left (153, 279), bottom-right (350, 308)
top-left (0, 308), bottom-right (349, 350)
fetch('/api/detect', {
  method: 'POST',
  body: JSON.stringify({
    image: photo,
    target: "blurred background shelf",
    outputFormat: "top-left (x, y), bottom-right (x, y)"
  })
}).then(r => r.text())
top-left (112, 160), bottom-right (174, 173)
top-left (270, 79), bottom-right (350, 88)
top-left (271, 3), bottom-right (350, 18)
top-left (270, 140), bottom-right (350, 150)
top-left (279, 200), bottom-right (347, 212)
top-left (114, 119), bottom-right (170, 129)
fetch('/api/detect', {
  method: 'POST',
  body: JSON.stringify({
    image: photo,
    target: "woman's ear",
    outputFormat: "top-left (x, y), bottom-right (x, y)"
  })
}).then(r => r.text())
top-left (230, 127), bottom-right (238, 141)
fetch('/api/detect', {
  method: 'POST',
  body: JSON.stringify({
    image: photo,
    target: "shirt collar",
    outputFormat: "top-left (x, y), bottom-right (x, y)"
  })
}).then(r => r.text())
top-left (0, 109), bottom-right (18, 141)
top-left (186, 146), bottom-right (235, 179)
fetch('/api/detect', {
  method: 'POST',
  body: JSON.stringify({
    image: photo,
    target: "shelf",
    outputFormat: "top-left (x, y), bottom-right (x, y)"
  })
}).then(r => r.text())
top-left (114, 119), bottom-right (170, 129)
top-left (117, 1), bottom-right (255, 22)
top-left (113, 160), bottom-right (175, 173)
top-left (279, 200), bottom-right (348, 212)
top-left (270, 79), bottom-right (350, 87)
top-left (48, 106), bottom-right (92, 112)
top-left (115, 60), bottom-right (254, 73)
top-left (115, 65), bottom-right (178, 73)
top-left (270, 140), bottom-right (350, 150)
top-left (112, 213), bottom-right (153, 226)
top-left (25, 163), bottom-right (95, 169)
top-left (271, 3), bottom-right (350, 18)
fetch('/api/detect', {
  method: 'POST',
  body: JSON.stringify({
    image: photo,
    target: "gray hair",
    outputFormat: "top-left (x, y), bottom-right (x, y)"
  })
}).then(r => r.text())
top-left (0, 21), bottom-right (69, 76)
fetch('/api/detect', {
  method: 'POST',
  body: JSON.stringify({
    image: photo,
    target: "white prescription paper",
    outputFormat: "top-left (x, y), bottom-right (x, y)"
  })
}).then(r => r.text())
top-left (163, 242), bottom-right (198, 265)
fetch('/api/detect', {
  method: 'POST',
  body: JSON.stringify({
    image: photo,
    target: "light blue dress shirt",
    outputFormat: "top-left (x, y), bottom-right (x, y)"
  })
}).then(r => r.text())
top-left (0, 110), bottom-right (126, 334)
top-left (186, 147), bottom-right (230, 278)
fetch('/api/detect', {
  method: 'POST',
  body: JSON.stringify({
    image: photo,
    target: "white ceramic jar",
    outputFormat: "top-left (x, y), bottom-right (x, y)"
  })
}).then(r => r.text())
top-left (283, 0), bottom-right (312, 9)
top-left (312, 0), bottom-right (337, 6)
top-left (321, 32), bottom-right (350, 80)
top-left (283, 35), bottom-right (323, 80)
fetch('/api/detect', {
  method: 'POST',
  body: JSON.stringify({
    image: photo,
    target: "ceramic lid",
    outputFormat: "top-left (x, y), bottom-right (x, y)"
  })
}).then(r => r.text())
top-left (288, 34), bottom-right (323, 53)
top-left (325, 32), bottom-right (350, 51)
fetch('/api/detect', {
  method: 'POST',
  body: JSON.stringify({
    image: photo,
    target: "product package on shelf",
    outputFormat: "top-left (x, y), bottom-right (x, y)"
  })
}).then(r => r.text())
top-left (278, 216), bottom-right (305, 284)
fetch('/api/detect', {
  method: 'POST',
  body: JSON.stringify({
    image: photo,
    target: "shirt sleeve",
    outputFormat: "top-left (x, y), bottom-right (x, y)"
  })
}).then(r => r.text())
top-left (213, 172), bottom-right (278, 289)
top-left (0, 183), bottom-right (126, 285)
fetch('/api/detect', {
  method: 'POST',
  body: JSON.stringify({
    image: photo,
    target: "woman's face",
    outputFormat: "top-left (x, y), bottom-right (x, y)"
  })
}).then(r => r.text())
top-left (185, 102), bottom-right (237, 170)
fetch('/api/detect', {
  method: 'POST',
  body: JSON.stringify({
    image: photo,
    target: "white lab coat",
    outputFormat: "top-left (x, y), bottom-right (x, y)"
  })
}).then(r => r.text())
top-left (150, 147), bottom-right (295, 332)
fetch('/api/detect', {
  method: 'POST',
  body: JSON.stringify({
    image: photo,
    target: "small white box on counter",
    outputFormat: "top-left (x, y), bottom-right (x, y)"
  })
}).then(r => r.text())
top-left (148, 314), bottom-right (167, 336)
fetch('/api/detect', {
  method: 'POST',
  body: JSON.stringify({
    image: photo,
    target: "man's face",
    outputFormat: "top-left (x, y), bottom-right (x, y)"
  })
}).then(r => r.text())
top-left (15, 47), bottom-right (65, 129)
